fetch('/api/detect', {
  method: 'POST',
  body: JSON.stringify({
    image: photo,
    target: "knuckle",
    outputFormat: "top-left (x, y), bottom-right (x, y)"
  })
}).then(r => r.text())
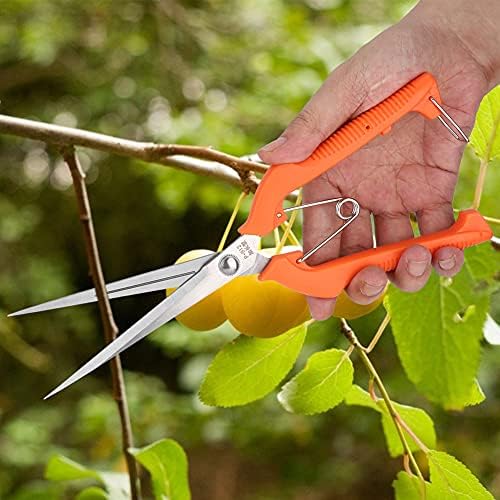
top-left (291, 107), bottom-right (326, 139)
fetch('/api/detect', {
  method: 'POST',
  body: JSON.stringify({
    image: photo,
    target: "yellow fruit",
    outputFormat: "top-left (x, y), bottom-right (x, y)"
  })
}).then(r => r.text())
top-left (167, 249), bottom-right (227, 331)
top-left (221, 247), bottom-right (310, 338)
top-left (332, 289), bottom-right (385, 320)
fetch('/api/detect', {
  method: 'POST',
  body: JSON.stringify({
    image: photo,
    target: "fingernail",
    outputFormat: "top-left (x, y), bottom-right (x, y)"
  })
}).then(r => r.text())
top-left (361, 281), bottom-right (385, 297)
top-left (260, 136), bottom-right (287, 152)
top-left (407, 259), bottom-right (428, 277)
top-left (439, 255), bottom-right (456, 270)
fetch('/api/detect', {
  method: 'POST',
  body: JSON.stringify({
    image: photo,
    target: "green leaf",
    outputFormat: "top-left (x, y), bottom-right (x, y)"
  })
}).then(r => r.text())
top-left (393, 471), bottom-right (429, 500)
top-left (130, 439), bottom-right (190, 500)
top-left (344, 384), bottom-right (379, 411)
top-left (345, 385), bottom-right (436, 457)
top-left (465, 379), bottom-right (486, 407)
top-left (428, 450), bottom-right (494, 499)
top-left (277, 348), bottom-right (353, 415)
top-left (76, 487), bottom-right (109, 500)
top-left (385, 245), bottom-right (498, 409)
top-left (470, 86), bottom-right (500, 161)
top-left (45, 455), bottom-right (129, 499)
top-left (45, 455), bottom-right (100, 482)
top-left (199, 324), bottom-right (307, 407)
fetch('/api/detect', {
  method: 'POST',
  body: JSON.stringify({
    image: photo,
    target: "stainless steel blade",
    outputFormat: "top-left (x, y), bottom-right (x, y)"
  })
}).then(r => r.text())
top-left (44, 235), bottom-right (268, 399)
top-left (9, 254), bottom-right (215, 317)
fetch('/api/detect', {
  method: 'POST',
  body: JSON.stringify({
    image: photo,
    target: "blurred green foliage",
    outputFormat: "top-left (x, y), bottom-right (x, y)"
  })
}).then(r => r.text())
top-left (0, 0), bottom-right (499, 499)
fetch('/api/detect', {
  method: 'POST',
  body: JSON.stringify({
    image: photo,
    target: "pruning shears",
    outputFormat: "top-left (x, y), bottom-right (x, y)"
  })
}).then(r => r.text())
top-left (10, 72), bottom-right (493, 399)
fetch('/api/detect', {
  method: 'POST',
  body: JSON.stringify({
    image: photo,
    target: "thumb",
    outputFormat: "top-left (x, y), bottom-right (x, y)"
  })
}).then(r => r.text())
top-left (258, 61), bottom-right (367, 164)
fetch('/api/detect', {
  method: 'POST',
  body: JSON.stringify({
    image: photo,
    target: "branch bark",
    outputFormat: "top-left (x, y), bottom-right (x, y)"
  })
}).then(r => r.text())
top-left (0, 114), bottom-right (304, 201)
top-left (62, 147), bottom-right (142, 500)
top-left (0, 113), bottom-right (265, 182)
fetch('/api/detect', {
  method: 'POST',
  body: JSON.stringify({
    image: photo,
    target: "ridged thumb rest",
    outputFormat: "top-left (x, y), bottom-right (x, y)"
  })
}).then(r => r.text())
top-left (239, 72), bottom-right (441, 236)
top-left (259, 210), bottom-right (493, 299)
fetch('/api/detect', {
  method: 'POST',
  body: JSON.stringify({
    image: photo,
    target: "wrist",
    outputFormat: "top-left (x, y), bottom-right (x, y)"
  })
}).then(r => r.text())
top-left (415, 0), bottom-right (500, 87)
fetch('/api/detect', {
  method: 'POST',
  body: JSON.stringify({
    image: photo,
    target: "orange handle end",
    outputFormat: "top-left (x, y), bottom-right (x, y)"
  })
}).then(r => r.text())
top-left (259, 210), bottom-right (492, 298)
top-left (239, 72), bottom-right (441, 236)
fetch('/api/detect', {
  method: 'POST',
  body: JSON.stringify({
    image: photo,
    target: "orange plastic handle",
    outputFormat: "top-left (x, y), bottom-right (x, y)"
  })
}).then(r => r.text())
top-left (259, 210), bottom-right (492, 298)
top-left (239, 72), bottom-right (441, 236)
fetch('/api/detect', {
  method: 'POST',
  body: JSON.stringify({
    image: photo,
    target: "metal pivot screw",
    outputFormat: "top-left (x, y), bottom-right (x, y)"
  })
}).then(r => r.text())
top-left (219, 255), bottom-right (240, 275)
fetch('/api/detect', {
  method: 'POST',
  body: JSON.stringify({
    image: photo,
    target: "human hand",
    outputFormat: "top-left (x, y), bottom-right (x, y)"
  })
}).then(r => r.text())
top-left (258, 0), bottom-right (500, 320)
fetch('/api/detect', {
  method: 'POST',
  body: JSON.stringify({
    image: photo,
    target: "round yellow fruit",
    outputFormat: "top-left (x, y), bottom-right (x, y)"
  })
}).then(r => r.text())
top-left (332, 289), bottom-right (385, 320)
top-left (221, 247), bottom-right (310, 338)
top-left (167, 249), bottom-right (227, 331)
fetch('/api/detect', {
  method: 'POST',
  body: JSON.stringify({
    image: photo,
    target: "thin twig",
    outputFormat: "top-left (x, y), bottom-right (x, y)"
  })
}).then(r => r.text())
top-left (395, 413), bottom-right (429, 453)
top-left (0, 113), bottom-right (262, 192)
top-left (0, 114), bottom-right (265, 171)
top-left (340, 319), bottom-right (425, 484)
top-left (62, 147), bottom-right (142, 500)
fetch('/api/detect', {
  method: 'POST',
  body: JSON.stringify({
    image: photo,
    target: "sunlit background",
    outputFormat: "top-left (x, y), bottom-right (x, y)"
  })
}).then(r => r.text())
top-left (1, 0), bottom-right (499, 498)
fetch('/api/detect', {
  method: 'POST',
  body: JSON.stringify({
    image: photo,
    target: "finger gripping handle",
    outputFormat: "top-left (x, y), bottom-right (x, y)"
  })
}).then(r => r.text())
top-left (240, 72), bottom-right (441, 236)
top-left (259, 210), bottom-right (492, 298)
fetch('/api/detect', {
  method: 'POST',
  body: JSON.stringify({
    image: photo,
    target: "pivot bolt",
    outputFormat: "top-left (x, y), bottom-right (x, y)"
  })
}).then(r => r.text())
top-left (219, 255), bottom-right (240, 275)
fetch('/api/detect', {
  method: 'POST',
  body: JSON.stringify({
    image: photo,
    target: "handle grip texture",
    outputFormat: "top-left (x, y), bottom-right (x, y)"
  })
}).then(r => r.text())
top-left (259, 210), bottom-right (492, 298)
top-left (239, 72), bottom-right (441, 236)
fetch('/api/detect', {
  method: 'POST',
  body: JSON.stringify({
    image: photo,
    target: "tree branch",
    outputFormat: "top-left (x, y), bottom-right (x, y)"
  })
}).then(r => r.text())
top-left (0, 113), bottom-right (265, 170)
top-left (62, 147), bottom-right (142, 500)
top-left (0, 113), bottom-right (303, 200)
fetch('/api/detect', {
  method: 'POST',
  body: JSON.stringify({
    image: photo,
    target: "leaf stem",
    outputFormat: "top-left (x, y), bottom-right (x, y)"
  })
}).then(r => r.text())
top-left (276, 191), bottom-right (302, 254)
top-left (274, 228), bottom-right (281, 248)
top-left (364, 311), bottom-right (391, 353)
top-left (282, 222), bottom-right (301, 246)
top-left (472, 158), bottom-right (489, 210)
top-left (395, 413), bottom-right (429, 453)
top-left (472, 111), bottom-right (500, 209)
top-left (217, 191), bottom-right (247, 252)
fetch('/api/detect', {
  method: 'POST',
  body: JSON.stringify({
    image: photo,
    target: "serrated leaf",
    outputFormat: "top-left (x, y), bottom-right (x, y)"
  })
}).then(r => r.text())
top-left (199, 324), bottom-right (307, 407)
top-left (76, 487), bottom-right (109, 500)
top-left (44, 455), bottom-right (129, 499)
top-left (465, 379), bottom-right (486, 407)
top-left (393, 471), bottom-right (429, 500)
top-left (345, 385), bottom-right (436, 457)
top-left (344, 384), bottom-right (379, 410)
top-left (130, 439), bottom-right (190, 500)
top-left (277, 348), bottom-right (353, 415)
top-left (428, 450), bottom-right (494, 499)
top-left (385, 245), bottom-right (498, 409)
top-left (470, 86), bottom-right (500, 161)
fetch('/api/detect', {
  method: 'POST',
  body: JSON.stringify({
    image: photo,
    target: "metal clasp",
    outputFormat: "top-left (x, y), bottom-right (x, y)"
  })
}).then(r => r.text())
top-left (283, 197), bottom-right (360, 263)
